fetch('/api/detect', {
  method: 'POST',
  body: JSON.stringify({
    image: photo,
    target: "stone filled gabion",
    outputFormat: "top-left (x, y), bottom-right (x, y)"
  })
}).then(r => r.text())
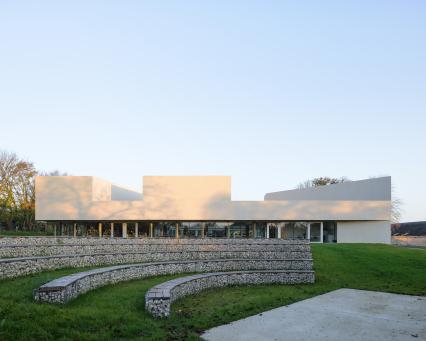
top-left (145, 270), bottom-right (315, 318)
top-left (0, 242), bottom-right (309, 258)
top-left (1, 240), bottom-right (311, 279)
top-left (0, 237), bottom-right (310, 246)
top-left (7, 238), bottom-right (315, 308)
top-left (33, 258), bottom-right (314, 303)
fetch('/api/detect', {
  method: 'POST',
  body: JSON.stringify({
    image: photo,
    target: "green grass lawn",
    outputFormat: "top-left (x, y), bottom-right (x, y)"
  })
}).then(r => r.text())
top-left (0, 244), bottom-right (425, 340)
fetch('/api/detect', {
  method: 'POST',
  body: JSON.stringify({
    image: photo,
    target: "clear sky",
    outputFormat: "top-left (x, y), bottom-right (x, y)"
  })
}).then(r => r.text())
top-left (0, 1), bottom-right (425, 222)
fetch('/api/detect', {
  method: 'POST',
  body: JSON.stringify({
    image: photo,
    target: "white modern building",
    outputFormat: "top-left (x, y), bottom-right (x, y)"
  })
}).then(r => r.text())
top-left (35, 176), bottom-right (391, 243)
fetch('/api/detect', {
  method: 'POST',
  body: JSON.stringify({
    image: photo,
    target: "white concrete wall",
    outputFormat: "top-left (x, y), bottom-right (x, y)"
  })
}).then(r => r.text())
top-left (265, 177), bottom-right (391, 201)
top-left (35, 176), bottom-right (391, 222)
top-left (337, 221), bottom-right (391, 244)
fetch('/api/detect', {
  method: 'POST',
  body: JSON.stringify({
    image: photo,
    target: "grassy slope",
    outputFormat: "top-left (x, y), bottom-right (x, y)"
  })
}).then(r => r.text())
top-left (0, 244), bottom-right (425, 340)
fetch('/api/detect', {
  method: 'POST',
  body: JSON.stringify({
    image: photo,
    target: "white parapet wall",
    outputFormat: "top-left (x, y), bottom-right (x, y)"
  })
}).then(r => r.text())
top-left (337, 221), bottom-right (391, 244)
top-left (35, 176), bottom-right (391, 222)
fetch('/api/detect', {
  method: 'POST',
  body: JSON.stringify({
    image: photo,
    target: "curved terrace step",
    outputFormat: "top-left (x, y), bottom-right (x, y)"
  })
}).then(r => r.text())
top-left (0, 242), bottom-right (310, 258)
top-left (0, 250), bottom-right (313, 279)
top-left (0, 237), bottom-right (310, 247)
top-left (33, 259), bottom-right (313, 303)
top-left (145, 270), bottom-right (315, 318)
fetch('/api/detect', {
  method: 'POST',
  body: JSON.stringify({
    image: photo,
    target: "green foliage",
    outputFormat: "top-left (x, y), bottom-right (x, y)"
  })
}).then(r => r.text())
top-left (0, 150), bottom-right (67, 231)
top-left (297, 176), bottom-right (349, 189)
top-left (0, 244), bottom-right (424, 340)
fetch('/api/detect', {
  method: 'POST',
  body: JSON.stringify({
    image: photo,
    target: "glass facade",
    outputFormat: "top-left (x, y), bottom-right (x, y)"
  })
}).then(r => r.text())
top-left (52, 221), bottom-right (337, 242)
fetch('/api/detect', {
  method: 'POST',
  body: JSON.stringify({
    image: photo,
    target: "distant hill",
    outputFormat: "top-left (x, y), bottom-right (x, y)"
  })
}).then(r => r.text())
top-left (391, 221), bottom-right (426, 236)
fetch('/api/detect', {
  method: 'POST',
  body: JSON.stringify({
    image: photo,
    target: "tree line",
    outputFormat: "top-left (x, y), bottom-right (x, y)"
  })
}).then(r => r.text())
top-left (0, 150), bottom-right (67, 231)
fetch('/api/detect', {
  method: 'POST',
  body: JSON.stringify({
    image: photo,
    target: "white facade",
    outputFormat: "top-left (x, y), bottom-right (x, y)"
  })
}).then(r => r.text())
top-left (35, 176), bottom-right (391, 243)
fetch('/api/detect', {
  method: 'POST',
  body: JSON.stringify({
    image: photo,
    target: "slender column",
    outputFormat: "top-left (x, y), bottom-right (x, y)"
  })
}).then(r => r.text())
top-left (320, 222), bottom-right (324, 243)
top-left (149, 222), bottom-right (153, 238)
top-left (307, 223), bottom-right (311, 241)
top-left (253, 222), bottom-right (256, 238)
top-left (98, 223), bottom-right (102, 238)
top-left (175, 223), bottom-right (179, 239)
top-left (277, 224), bottom-right (282, 239)
top-left (122, 223), bottom-right (127, 238)
top-left (201, 223), bottom-right (205, 238)
top-left (135, 222), bottom-right (139, 238)
top-left (73, 223), bottom-right (77, 238)
top-left (266, 224), bottom-right (270, 238)
top-left (54, 223), bottom-right (57, 237)
top-left (110, 223), bottom-right (114, 238)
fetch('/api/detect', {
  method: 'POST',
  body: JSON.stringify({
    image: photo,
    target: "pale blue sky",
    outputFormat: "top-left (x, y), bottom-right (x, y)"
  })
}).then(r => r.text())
top-left (0, 1), bottom-right (425, 222)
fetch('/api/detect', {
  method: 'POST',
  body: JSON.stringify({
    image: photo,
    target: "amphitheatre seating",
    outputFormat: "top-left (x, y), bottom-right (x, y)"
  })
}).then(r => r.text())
top-left (25, 238), bottom-right (314, 307)
top-left (145, 270), bottom-right (315, 318)
top-left (0, 238), bottom-right (311, 279)
top-left (33, 258), bottom-right (313, 303)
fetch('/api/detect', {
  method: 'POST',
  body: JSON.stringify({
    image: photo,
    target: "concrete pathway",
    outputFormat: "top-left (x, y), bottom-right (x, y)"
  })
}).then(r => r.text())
top-left (202, 289), bottom-right (426, 341)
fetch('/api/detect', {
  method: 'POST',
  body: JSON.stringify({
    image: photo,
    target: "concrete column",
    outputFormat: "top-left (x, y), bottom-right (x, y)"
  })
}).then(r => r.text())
top-left (307, 223), bottom-right (311, 241)
top-left (98, 223), bottom-right (102, 238)
top-left (149, 222), bottom-right (153, 238)
top-left (253, 222), bottom-right (256, 238)
top-left (175, 223), bottom-right (179, 239)
top-left (110, 223), bottom-right (114, 238)
top-left (320, 222), bottom-right (324, 243)
top-left (73, 223), bottom-right (77, 238)
top-left (122, 223), bottom-right (127, 238)
top-left (201, 223), bottom-right (205, 238)
top-left (135, 222), bottom-right (139, 238)
top-left (266, 224), bottom-right (270, 238)
top-left (277, 224), bottom-right (282, 239)
top-left (227, 225), bottom-right (231, 238)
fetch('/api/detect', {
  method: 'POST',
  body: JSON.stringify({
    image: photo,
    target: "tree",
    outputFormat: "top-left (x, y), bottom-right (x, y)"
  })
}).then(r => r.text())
top-left (297, 176), bottom-right (349, 189)
top-left (38, 170), bottom-right (69, 176)
top-left (0, 151), bottom-right (36, 229)
top-left (0, 150), bottom-right (68, 230)
top-left (390, 194), bottom-right (402, 224)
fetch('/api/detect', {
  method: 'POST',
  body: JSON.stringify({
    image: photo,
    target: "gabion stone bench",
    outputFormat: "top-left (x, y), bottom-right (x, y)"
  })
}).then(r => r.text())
top-left (33, 258), bottom-right (313, 303)
top-left (145, 270), bottom-right (315, 318)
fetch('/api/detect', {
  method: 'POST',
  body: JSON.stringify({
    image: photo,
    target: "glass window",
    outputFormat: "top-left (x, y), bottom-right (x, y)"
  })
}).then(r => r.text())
top-left (205, 222), bottom-right (228, 238)
top-left (323, 222), bottom-right (337, 243)
top-left (127, 223), bottom-right (135, 237)
top-left (137, 222), bottom-right (150, 238)
top-left (154, 222), bottom-right (177, 237)
top-left (180, 222), bottom-right (202, 238)
top-left (268, 223), bottom-right (279, 238)
top-left (309, 223), bottom-right (321, 242)
top-left (283, 222), bottom-right (308, 239)
top-left (254, 222), bottom-right (266, 238)
top-left (229, 222), bottom-right (250, 238)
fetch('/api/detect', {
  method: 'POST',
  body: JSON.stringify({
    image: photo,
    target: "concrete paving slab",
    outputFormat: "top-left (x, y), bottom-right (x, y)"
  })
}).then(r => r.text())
top-left (201, 289), bottom-right (426, 341)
